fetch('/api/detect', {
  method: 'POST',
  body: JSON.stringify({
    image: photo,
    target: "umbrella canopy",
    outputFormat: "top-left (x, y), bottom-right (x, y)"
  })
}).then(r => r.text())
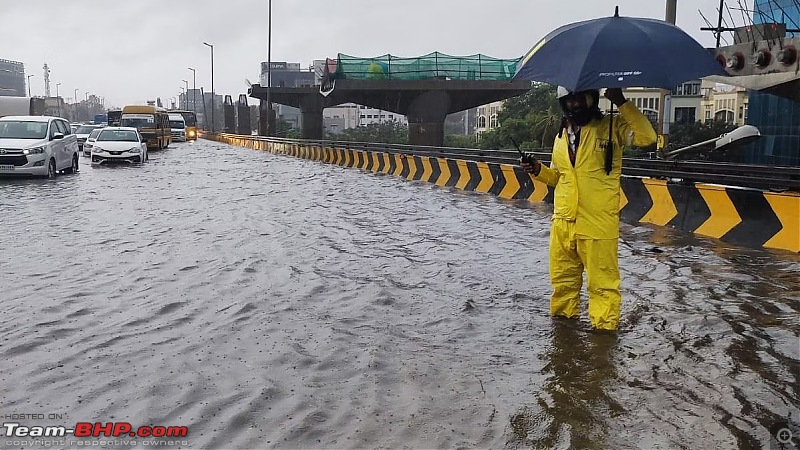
top-left (514, 7), bottom-right (727, 91)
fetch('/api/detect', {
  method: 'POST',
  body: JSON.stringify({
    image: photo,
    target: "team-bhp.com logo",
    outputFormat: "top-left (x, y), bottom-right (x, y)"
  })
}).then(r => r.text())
top-left (3, 422), bottom-right (188, 438)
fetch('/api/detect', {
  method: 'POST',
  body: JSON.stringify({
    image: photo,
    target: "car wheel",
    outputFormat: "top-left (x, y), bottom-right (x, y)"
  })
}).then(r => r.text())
top-left (47, 158), bottom-right (57, 179)
top-left (64, 154), bottom-right (79, 174)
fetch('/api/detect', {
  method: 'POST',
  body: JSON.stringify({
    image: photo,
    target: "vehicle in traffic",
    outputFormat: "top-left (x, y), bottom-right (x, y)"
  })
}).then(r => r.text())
top-left (93, 113), bottom-right (108, 125)
top-left (0, 115), bottom-right (79, 178)
top-left (82, 127), bottom-right (104, 156)
top-left (0, 97), bottom-right (45, 118)
top-left (107, 110), bottom-right (122, 126)
top-left (74, 124), bottom-right (104, 153)
top-left (91, 127), bottom-right (147, 164)
top-left (169, 110), bottom-right (197, 140)
top-left (120, 105), bottom-right (171, 150)
top-left (168, 114), bottom-right (186, 142)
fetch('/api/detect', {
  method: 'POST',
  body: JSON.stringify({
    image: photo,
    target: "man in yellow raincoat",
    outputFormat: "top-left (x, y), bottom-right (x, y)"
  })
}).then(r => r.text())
top-left (521, 87), bottom-right (657, 331)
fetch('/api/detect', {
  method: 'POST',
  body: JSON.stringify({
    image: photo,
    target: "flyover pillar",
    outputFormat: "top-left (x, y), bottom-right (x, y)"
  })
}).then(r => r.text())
top-left (406, 91), bottom-right (450, 147)
top-left (299, 95), bottom-right (324, 140)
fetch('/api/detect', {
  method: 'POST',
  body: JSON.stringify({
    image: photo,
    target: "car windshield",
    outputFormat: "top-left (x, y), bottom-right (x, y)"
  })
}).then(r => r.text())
top-left (0, 121), bottom-right (49, 139)
top-left (97, 130), bottom-right (139, 142)
top-left (75, 126), bottom-right (98, 134)
top-left (169, 121), bottom-right (185, 129)
top-left (121, 114), bottom-right (155, 129)
top-left (88, 129), bottom-right (103, 139)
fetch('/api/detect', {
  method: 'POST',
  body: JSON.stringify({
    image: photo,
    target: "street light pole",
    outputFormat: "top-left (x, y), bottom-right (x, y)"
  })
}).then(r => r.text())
top-left (188, 67), bottom-right (196, 117)
top-left (266, 0), bottom-right (272, 136)
top-left (203, 42), bottom-right (215, 132)
top-left (56, 83), bottom-right (62, 116)
top-left (74, 89), bottom-right (78, 105)
top-left (26, 74), bottom-right (34, 97)
top-left (182, 80), bottom-right (189, 109)
top-left (660, 0), bottom-right (678, 150)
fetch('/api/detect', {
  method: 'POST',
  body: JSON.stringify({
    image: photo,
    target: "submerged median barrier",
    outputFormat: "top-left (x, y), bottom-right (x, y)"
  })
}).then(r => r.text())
top-left (202, 132), bottom-right (799, 253)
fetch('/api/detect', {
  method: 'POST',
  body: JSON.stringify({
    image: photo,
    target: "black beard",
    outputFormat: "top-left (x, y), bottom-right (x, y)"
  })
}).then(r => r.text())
top-left (566, 109), bottom-right (595, 126)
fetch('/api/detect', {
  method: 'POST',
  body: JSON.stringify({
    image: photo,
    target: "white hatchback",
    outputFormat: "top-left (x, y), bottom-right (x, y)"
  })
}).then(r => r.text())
top-left (82, 127), bottom-right (104, 156)
top-left (91, 127), bottom-right (148, 164)
top-left (0, 116), bottom-right (80, 178)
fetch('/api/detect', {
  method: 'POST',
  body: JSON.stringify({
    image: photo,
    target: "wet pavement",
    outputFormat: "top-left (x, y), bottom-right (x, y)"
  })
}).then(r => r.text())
top-left (0, 139), bottom-right (798, 449)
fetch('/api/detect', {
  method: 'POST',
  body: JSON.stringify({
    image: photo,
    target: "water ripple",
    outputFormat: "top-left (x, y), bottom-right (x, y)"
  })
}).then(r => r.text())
top-left (0, 141), bottom-right (797, 449)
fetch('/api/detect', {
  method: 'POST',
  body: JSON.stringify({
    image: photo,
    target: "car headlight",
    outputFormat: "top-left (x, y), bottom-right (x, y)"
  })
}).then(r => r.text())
top-left (93, 147), bottom-right (104, 153)
top-left (23, 147), bottom-right (45, 155)
top-left (128, 147), bottom-right (141, 153)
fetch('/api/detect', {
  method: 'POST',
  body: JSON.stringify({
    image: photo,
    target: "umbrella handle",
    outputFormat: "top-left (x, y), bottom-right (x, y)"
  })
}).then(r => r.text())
top-left (605, 103), bottom-right (614, 175)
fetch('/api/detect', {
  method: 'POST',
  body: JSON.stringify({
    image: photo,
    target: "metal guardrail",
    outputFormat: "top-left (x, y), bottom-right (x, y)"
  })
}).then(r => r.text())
top-left (207, 133), bottom-right (800, 191)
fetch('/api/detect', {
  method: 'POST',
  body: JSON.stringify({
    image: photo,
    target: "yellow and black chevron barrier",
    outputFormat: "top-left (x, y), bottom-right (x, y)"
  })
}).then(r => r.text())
top-left (206, 133), bottom-right (799, 253)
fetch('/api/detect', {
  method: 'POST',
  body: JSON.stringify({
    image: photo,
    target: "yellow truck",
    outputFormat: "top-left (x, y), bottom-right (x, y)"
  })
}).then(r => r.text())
top-left (120, 105), bottom-right (171, 149)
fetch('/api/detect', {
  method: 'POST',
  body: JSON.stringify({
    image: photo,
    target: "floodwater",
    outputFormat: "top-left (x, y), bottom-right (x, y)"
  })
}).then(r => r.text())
top-left (0, 140), bottom-right (797, 450)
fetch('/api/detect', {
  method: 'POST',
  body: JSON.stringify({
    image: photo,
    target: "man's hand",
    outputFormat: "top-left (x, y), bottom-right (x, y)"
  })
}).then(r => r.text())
top-left (520, 155), bottom-right (541, 176)
top-left (604, 88), bottom-right (627, 107)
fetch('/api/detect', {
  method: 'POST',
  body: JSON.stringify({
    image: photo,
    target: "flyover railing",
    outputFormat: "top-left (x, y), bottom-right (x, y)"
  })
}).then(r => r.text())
top-left (203, 133), bottom-right (800, 192)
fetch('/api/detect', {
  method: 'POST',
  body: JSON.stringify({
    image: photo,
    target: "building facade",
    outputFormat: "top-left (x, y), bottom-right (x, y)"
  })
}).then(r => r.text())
top-left (323, 103), bottom-right (359, 135)
top-left (745, 0), bottom-right (800, 166)
top-left (258, 62), bottom-right (316, 129)
top-left (701, 85), bottom-right (749, 125)
top-left (0, 59), bottom-right (25, 97)
top-left (357, 105), bottom-right (407, 127)
top-left (476, 101), bottom-right (504, 140)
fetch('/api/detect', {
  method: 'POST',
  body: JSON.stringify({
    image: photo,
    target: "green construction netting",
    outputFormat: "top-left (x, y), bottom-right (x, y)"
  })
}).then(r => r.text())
top-left (329, 52), bottom-right (521, 81)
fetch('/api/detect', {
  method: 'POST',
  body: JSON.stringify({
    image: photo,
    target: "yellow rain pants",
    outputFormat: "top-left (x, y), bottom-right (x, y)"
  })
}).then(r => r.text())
top-left (549, 218), bottom-right (620, 330)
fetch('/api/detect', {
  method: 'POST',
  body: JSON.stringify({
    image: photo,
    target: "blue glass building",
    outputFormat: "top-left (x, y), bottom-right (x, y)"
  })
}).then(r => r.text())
top-left (740, 0), bottom-right (800, 166)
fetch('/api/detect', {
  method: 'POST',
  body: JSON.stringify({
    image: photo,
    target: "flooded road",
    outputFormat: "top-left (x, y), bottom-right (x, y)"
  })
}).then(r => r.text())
top-left (1, 139), bottom-right (797, 449)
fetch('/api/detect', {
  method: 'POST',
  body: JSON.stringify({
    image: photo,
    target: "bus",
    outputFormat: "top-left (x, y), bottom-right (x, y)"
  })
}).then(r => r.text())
top-left (120, 105), bottom-right (171, 149)
top-left (168, 110), bottom-right (197, 140)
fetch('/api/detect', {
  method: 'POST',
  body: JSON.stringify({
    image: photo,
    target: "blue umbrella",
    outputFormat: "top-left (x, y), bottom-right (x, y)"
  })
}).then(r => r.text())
top-left (514, 7), bottom-right (727, 91)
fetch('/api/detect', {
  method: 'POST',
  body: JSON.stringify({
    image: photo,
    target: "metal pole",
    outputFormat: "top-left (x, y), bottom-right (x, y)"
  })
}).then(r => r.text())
top-left (188, 67), bottom-right (197, 117)
top-left (182, 80), bottom-right (188, 109)
top-left (665, 0), bottom-right (677, 25)
top-left (204, 42), bottom-right (215, 132)
top-left (266, 0), bottom-right (272, 136)
top-left (660, 0), bottom-right (677, 150)
top-left (715, 0), bottom-right (724, 48)
top-left (56, 83), bottom-right (61, 116)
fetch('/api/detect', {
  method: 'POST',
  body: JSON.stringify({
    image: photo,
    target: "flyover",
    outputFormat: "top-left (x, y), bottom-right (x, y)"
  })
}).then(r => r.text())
top-left (248, 78), bottom-right (531, 147)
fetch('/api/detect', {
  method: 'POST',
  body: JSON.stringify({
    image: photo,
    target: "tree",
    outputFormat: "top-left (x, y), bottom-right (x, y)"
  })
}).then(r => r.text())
top-left (666, 120), bottom-right (737, 151)
top-left (477, 84), bottom-right (561, 150)
top-left (444, 134), bottom-right (478, 148)
top-left (330, 121), bottom-right (408, 144)
top-left (273, 118), bottom-right (296, 138)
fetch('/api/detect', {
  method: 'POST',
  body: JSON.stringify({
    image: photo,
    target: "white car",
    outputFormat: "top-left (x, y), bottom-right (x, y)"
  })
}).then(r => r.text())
top-left (0, 116), bottom-right (80, 178)
top-left (91, 127), bottom-right (148, 164)
top-left (82, 127), bottom-right (104, 156)
top-left (74, 124), bottom-right (104, 153)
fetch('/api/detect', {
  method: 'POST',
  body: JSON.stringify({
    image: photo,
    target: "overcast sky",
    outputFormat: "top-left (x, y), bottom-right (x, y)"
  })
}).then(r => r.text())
top-left (2, 0), bottom-right (736, 108)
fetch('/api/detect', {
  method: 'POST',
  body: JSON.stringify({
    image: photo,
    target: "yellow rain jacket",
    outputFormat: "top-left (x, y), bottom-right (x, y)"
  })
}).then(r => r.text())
top-left (535, 101), bottom-right (656, 330)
